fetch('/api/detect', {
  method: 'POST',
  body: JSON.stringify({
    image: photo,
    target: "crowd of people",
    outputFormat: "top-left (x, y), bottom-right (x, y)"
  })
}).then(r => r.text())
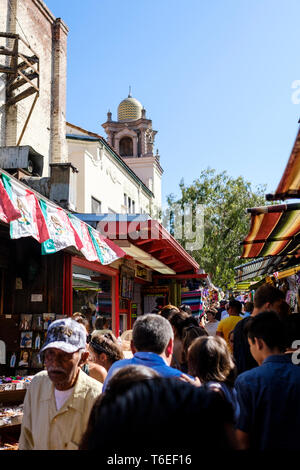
top-left (18, 283), bottom-right (300, 452)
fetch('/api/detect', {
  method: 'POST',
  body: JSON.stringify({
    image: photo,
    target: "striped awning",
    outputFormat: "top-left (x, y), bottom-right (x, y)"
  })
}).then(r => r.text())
top-left (241, 203), bottom-right (300, 258)
top-left (266, 126), bottom-right (300, 201)
top-left (234, 256), bottom-right (285, 282)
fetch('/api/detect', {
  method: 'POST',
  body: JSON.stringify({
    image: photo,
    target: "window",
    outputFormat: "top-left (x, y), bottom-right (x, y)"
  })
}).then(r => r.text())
top-left (91, 197), bottom-right (101, 214)
top-left (132, 201), bottom-right (135, 214)
top-left (124, 193), bottom-right (127, 207)
top-left (128, 197), bottom-right (132, 214)
top-left (119, 137), bottom-right (133, 157)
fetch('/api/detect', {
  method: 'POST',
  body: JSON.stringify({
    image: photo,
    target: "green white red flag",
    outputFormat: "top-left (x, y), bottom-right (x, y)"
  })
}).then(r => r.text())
top-left (2, 173), bottom-right (49, 243)
top-left (68, 214), bottom-right (98, 261)
top-left (40, 200), bottom-right (83, 255)
top-left (88, 225), bottom-right (124, 265)
top-left (0, 175), bottom-right (21, 223)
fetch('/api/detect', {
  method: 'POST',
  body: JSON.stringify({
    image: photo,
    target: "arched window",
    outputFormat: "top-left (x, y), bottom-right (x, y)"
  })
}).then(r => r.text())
top-left (119, 137), bottom-right (133, 157)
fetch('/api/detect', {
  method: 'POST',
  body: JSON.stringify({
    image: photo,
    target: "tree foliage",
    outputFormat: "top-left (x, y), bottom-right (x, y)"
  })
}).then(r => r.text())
top-left (167, 168), bottom-right (267, 290)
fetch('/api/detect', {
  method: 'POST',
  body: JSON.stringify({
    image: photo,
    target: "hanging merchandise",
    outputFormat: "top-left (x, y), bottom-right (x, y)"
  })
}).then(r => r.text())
top-left (2, 173), bottom-right (49, 243)
top-left (40, 200), bottom-right (83, 255)
top-left (0, 176), bottom-right (21, 223)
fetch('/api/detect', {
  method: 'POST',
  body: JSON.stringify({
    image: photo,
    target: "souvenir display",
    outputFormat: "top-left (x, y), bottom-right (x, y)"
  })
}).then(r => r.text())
top-left (31, 314), bottom-right (43, 331)
top-left (18, 350), bottom-right (31, 368)
top-left (19, 315), bottom-right (32, 331)
top-left (43, 313), bottom-right (56, 330)
top-left (20, 331), bottom-right (32, 349)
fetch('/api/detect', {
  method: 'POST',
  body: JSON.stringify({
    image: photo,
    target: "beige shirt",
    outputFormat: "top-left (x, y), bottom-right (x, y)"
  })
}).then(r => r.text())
top-left (19, 369), bottom-right (102, 450)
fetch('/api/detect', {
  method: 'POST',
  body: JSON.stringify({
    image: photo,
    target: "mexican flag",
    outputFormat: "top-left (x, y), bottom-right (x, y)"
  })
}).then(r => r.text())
top-left (88, 225), bottom-right (123, 265)
top-left (2, 173), bottom-right (49, 243)
top-left (68, 214), bottom-right (98, 262)
top-left (0, 175), bottom-right (21, 223)
top-left (40, 200), bottom-right (83, 255)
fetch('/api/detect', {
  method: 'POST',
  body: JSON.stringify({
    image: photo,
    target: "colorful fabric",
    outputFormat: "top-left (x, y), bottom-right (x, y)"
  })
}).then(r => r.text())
top-left (40, 200), bottom-right (83, 255)
top-left (68, 214), bottom-right (98, 262)
top-left (2, 174), bottom-right (49, 243)
top-left (0, 175), bottom-right (21, 223)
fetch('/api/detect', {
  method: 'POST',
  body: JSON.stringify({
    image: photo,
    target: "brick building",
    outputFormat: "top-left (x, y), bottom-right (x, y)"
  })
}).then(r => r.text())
top-left (0, 0), bottom-right (68, 172)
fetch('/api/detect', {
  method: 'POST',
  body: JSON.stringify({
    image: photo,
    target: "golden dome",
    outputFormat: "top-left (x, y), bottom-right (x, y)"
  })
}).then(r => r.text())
top-left (118, 95), bottom-right (143, 122)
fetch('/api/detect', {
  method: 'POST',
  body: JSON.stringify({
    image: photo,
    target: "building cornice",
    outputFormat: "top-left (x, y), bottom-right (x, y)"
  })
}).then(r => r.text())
top-left (66, 125), bottom-right (154, 198)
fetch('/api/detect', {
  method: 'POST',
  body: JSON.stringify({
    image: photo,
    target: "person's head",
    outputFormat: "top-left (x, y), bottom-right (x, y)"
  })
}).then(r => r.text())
top-left (227, 300), bottom-right (242, 316)
top-left (89, 331), bottom-right (124, 371)
top-left (22, 351), bottom-right (29, 361)
top-left (206, 309), bottom-right (217, 322)
top-left (169, 310), bottom-right (193, 339)
top-left (159, 304), bottom-right (180, 320)
top-left (245, 311), bottom-right (287, 365)
top-left (253, 284), bottom-right (285, 315)
top-left (244, 302), bottom-right (254, 314)
top-left (40, 318), bottom-right (88, 391)
top-left (79, 377), bottom-right (235, 451)
top-left (131, 314), bottom-right (174, 364)
top-left (181, 324), bottom-right (208, 366)
top-left (95, 315), bottom-right (106, 330)
top-left (179, 304), bottom-right (192, 316)
top-left (188, 336), bottom-right (236, 387)
top-left (105, 365), bottom-right (159, 397)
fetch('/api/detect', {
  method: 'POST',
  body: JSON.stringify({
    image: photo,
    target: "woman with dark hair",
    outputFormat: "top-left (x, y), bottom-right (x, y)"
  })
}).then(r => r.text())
top-left (188, 336), bottom-right (240, 424)
top-left (181, 325), bottom-right (208, 373)
top-left (79, 376), bottom-right (238, 451)
top-left (159, 304), bottom-right (180, 320)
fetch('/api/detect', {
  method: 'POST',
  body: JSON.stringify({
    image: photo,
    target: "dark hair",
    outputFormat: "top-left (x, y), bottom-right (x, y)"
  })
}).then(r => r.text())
top-left (181, 324), bottom-right (208, 366)
top-left (94, 315), bottom-right (111, 330)
top-left (105, 365), bottom-right (159, 397)
top-left (254, 284), bottom-right (285, 309)
top-left (159, 305), bottom-right (180, 320)
top-left (228, 300), bottom-right (242, 314)
top-left (79, 377), bottom-right (235, 451)
top-left (284, 313), bottom-right (300, 348)
top-left (90, 331), bottom-right (124, 364)
top-left (245, 311), bottom-right (287, 352)
top-left (169, 311), bottom-right (198, 339)
top-left (180, 304), bottom-right (192, 315)
top-left (188, 336), bottom-right (236, 387)
top-left (244, 302), bottom-right (254, 313)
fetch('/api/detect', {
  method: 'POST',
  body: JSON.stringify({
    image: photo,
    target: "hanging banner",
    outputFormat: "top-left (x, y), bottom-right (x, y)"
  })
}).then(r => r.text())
top-left (0, 176), bottom-right (21, 224)
top-left (40, 200), bottom-right (83, 255)
top-left (88, 226), bottom-right (122, 265)
top-left (2, 173), bottom-right (49, 243)
top-left (68, 214), bottom-right (98, 262)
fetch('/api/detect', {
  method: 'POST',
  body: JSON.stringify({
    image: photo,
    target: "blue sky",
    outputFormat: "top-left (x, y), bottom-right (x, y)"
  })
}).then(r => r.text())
top-left (46, 0), bottom-right (300, 204)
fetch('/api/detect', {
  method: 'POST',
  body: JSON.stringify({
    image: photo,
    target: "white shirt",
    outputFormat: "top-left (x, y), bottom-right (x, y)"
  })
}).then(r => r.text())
top-left (205, 321), bottom-right (219, 336)
top-left (54, 387), bottom-right (74, 411)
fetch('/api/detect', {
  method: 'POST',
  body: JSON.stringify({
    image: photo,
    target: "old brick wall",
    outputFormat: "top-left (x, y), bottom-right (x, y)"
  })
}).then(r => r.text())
top-left (0, 0), bottom-right (68, 174)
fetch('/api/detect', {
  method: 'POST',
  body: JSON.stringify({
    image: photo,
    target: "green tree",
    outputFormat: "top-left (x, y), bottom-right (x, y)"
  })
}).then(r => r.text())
top-left (167, 168), bottom-right (267, 290)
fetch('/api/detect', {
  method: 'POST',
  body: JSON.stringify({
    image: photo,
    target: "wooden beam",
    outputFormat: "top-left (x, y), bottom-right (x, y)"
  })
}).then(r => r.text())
top-left (9, 72), bottom-right (38, 92)
top-left (0, 47), bottom-right (14, 56)
top-left (6, 87), bottom-right (37, 106)
top-left (17, 92), bottom-right (39, 145)
top-left (18, 69), bottom-right (39, 92)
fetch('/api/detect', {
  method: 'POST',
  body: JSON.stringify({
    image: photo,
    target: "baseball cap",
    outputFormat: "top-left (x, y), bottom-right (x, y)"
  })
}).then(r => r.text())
top-left (40, 318), bottom-right (86, 354)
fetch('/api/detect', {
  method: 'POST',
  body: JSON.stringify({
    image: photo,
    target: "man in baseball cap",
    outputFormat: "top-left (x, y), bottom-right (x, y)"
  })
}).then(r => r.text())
top-left (19, 318), bottom-right (102, 450)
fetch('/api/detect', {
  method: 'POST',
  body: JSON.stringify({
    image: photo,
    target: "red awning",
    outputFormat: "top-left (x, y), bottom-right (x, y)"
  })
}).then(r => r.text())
top-left (98, 218), bottom-right (200, 274)
top-left (266, 126), bottom-right (300, 201)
